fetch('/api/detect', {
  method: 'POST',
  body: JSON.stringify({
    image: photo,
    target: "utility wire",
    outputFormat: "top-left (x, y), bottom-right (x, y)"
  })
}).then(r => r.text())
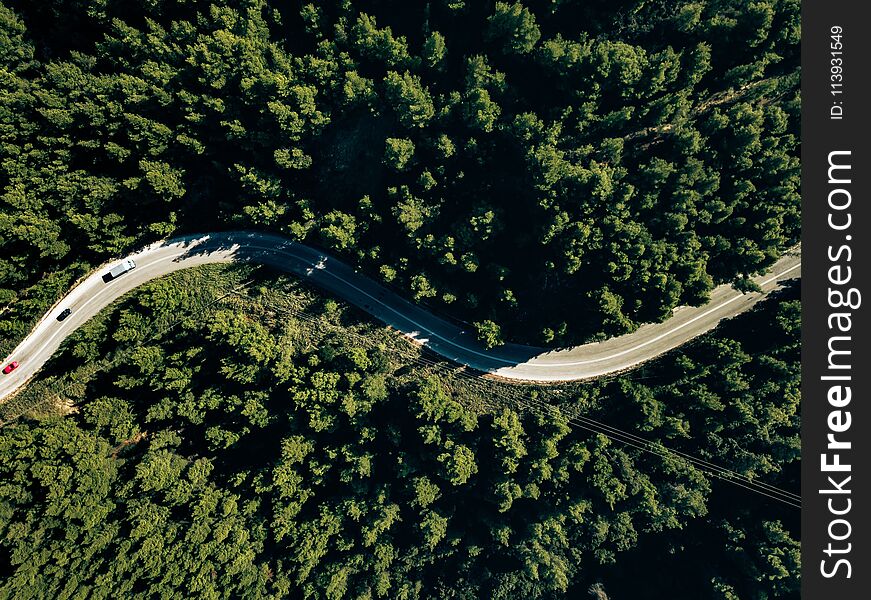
top-left (233, 290), bottom-right (801, 508)
top-left (1, 278), bottom-right (800, 508)
top-left (415, 354), bottom-right (801, 507)
top-left (407, 352), bottom-right (801, 503)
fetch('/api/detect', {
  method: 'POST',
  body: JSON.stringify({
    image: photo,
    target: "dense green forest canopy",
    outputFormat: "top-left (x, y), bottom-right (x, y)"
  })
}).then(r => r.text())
top-left (0, 2), bottom-right (802, 597)
top-left (0, 266), bottom-right (799, 599)
top-left (0, 0), bottom-right (800, 345)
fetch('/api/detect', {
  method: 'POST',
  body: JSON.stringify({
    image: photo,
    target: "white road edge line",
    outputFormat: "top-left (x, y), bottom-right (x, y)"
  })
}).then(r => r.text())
top-left (0, 234), bottom-right (801, 397)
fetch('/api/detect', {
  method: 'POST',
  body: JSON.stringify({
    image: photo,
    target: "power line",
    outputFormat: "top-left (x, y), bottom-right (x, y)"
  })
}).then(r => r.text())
top-left (2, 279), bottom-right (799, 508)
top-left (233, 290), bottom-right (801, 508)
top-left (417, 356), bottom-right (801, 507)
top-left (381, 351), bottom-right (801, 508)
top-left (412, 354), bottom-right (800, 502)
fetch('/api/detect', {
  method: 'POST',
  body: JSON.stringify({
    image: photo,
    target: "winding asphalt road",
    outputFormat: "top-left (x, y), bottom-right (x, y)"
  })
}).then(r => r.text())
top-left (0, 232), bottom-right (800, 399)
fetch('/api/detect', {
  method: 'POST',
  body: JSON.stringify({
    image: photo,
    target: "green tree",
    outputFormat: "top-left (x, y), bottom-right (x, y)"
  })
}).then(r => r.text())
top-left (383, 137), bottom-right (415, 171)
top-left (384, 71), bottom-right (435, 128)
top-left (474, 319), bottom-right (504, 348)
top-left (486, 2), bottom-right (541, 55)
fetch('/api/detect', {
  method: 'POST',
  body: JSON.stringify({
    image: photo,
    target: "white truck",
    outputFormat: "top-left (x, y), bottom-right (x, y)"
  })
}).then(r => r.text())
top-left (103, 259), bottom-right (136, 282)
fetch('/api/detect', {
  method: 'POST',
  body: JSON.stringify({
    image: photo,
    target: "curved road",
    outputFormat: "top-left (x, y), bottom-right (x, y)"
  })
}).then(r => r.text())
top-left (0, 232), bottom-right (800, 399)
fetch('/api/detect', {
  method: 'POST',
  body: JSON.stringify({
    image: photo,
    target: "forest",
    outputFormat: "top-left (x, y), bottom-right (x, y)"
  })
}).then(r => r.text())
top-left (0, 265), bottom-right (800, 599)
top-left (0, 0), bottom-right (800, 347)
top-left (0, 1), bottom-right (802, 597)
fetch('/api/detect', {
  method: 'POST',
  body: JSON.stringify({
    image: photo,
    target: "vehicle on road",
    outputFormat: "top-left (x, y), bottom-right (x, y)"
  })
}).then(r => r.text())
top-left (103, 259), bottom-right (136, 282)
top-left (2, 361), bottom-right (19, 374)
top-left (57, 308), bottom-right (72, 321)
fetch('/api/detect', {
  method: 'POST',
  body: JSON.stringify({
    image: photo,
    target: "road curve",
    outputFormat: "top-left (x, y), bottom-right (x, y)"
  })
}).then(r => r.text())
top-left (0, 232), bottom-right (800, 399)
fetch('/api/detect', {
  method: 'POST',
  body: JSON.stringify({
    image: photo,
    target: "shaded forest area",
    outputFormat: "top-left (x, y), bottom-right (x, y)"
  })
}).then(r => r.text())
top-left (0, 0), bottom-right (800, 346)
top-left (0, 265), bottom-right (799, 599)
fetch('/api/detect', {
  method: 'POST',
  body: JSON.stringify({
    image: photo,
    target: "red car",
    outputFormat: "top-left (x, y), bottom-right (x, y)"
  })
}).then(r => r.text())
top-left (2, 361), bottom-right (19, 374)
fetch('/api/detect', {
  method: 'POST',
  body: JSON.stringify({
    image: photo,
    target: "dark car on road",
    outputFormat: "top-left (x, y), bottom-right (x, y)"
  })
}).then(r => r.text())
top-left (2, 361), bottom-right (19, 374)
top-left (57, 308), bottom-right (72, 321)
